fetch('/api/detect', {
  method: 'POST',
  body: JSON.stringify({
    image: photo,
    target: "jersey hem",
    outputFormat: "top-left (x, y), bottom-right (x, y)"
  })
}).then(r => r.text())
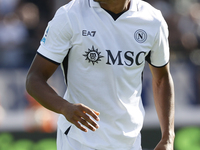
top-left (148, 61), bottom-right (169, 68)
top-left (37, 52), bottom-right (60, 65)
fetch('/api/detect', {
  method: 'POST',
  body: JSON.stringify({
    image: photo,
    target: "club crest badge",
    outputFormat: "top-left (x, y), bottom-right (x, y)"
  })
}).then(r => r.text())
top-left (134, 29), bottom-right (147, 43)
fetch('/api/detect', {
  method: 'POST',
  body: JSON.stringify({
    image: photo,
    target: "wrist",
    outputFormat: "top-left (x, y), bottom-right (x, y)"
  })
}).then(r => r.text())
top-left (57, 97), bottom-right (71, 115)
top-left (162, 131), bottom-right (175, 144)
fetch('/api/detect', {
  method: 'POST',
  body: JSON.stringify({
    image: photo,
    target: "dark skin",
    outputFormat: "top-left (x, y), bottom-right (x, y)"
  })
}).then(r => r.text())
top-left (26, 0), bottom-right (175, 149)
top-left (94, 0), bottom-right (131, 13)
top-left (150, 63), bottom-right (175, 150)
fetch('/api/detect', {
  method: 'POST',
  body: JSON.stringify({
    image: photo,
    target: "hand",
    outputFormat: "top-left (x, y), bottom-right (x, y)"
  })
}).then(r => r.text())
top-left (62, 102), bottom-right (100, 132)
top-left (154, 138), bottom-right (174, 150)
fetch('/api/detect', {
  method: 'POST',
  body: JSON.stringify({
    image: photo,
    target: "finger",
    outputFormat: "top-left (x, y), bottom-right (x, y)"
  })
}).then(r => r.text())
top-left (92, 109), bottom-right (100, 116)
top-left (73, 119), bottom-right (88, 132)
top-left (73, 115), bottom-right (98, 131)
top-left (82, 107), bottom-right (100, 121)
top-left (79, 117), bottom-right (97, 131)
top-left (82, 113), bottom-right (99, 129)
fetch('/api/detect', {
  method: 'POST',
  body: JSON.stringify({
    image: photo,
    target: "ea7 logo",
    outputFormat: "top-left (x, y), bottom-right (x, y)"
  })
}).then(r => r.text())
top-left (82, 30), bottom-right (96, 37)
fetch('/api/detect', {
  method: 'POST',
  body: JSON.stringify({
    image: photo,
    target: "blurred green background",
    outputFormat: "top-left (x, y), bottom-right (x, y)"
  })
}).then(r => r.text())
top-left (0, 126), bottom-right (200, 150)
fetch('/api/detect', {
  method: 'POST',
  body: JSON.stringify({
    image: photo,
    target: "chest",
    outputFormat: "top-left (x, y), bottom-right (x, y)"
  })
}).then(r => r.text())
top-left (68, 9), bottom-right (157, 67)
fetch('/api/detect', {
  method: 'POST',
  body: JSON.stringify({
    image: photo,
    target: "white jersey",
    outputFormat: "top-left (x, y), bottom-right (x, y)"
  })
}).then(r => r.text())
top-left (37, 0), bottom-right (169, 149)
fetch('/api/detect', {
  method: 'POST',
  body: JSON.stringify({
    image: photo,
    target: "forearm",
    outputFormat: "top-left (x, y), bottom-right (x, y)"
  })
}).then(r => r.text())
top-left (26, 54), bottom-right (100, 132)
top-left (153, 72), bottom-right (175, 141)
top-left (26, 73), bottom-right (69, 115)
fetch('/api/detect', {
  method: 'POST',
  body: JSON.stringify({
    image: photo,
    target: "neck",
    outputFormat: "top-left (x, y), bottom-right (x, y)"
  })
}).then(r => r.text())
top-left (95, 0), bottom-right (130, 14)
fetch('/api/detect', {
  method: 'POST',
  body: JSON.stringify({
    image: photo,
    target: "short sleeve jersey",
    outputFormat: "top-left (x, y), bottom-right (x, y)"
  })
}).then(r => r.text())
top-left (37, 0), bottom-right (169, 149)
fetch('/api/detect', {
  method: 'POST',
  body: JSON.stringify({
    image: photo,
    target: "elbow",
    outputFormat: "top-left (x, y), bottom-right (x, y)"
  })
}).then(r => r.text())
top-left (26, 72), bottom-right (38, 96)
top-left (25, 72), bottom-right (47, 97)
top-left (25, 73), bottom-right (32, 95)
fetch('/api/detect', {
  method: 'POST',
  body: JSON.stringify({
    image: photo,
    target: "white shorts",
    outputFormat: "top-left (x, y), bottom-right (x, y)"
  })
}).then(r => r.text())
top-left (57, 127), bottom-right (142, 150)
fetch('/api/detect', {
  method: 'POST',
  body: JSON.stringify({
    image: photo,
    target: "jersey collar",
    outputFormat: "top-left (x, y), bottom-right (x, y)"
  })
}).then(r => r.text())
top-left (89, 0), bottom-right (140, 12)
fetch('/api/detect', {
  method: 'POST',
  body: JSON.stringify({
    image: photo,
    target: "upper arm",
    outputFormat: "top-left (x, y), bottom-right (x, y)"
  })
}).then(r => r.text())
top-left (26, 7), bottom-right (72, 85)
top-left (148, 18), bottom-right (170, 83)
top-left (37, 6), bottom-right (72, 64)
top-left (149, 63), bottom-right (170, 82)
top-left (27, 54), bottom-right (59, 82)
top-left (147, 17), bottom-right (170, 68)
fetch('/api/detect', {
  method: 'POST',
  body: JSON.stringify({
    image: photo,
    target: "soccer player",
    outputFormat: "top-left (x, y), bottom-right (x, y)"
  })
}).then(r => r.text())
top-left (26, 0), bottom-right (175, 149)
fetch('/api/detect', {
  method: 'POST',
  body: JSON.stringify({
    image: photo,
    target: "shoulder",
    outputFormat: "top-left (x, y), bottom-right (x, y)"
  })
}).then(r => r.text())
top-left (52, 0), bottom-right (89, 22)
top-left (52, 1), bottom-right (75, 21)
top-left (58, 0), bottom-right (89, 14)
top-left (47, 0), bottom-right (79, 32)
top-left (137, 0), bottom-right (165, 24)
